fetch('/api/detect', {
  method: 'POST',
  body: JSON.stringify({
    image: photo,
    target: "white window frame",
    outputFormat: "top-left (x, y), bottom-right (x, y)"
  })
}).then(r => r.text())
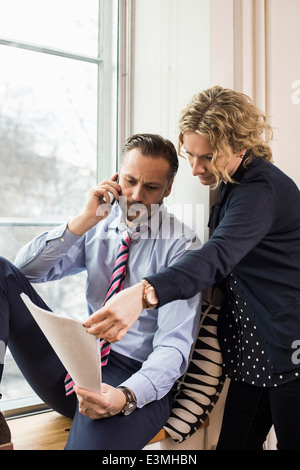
top-left (1, 0), bottom-right (132, 418)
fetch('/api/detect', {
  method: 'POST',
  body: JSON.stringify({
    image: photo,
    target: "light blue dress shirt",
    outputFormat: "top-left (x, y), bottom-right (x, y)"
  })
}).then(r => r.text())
top-left (15, 204), bottom-right (202, 407)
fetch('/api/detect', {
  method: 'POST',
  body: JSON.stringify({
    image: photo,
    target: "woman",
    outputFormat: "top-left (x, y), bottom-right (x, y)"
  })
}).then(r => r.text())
top-left (85, 86), bottom-right (300, 450)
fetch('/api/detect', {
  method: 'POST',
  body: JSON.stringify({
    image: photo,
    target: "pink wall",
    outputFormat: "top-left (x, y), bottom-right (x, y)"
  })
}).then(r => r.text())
top-left (266, 0), bottom-right (300, 187)
top-left (210, 0), bottom-right (300, 188)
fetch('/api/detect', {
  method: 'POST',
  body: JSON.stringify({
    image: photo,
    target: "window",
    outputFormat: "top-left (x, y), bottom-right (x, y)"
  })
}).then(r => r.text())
top-left (0, 0), bottom-right (121, 414)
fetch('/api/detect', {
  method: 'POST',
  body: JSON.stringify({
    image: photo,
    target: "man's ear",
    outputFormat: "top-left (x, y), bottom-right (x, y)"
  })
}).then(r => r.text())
top-left (164, 179), bottom-right (174, 198)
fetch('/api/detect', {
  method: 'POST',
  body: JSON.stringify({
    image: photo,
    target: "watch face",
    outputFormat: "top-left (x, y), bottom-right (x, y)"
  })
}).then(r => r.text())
top-left (123, 402), bottom-right (137, 416)
top-left (146, 287), bottom-right (158, 307)
top-left (148, 290), bottom-right (156, 303)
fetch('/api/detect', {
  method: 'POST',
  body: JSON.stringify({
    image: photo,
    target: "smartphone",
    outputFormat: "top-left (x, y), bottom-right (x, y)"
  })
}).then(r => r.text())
top-left (109, 175), bottom-right (119, 205)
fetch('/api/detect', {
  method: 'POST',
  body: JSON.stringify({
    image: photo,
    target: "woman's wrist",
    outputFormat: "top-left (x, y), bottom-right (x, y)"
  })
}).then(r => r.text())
top-left (140, 279), bottom-right (159, 310)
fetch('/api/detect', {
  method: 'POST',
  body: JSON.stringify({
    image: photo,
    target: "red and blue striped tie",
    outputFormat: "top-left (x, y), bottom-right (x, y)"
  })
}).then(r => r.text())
top-left (99, 230), bottom-right (131, 365)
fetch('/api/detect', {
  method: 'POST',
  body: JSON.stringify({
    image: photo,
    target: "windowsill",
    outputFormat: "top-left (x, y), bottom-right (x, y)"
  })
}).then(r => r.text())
top-left (2, 396), bottom-right (50, 419)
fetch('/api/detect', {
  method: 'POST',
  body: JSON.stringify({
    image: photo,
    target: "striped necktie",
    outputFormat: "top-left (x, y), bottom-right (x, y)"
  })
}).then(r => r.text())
top-left (100, 224), bottom-right (148, 364)
top-left (100, 230), bottom-right (131, 365)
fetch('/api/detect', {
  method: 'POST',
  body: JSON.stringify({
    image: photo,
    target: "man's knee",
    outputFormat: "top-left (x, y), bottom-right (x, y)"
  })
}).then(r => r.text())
top-left (0, 256), bottom-right (28, 295)
top-left (0, 257), bottom-right (18, 285)
top-left (0, 256), bottom-right (12, 286)
top-left (0, 256), bottom-right (16, 273)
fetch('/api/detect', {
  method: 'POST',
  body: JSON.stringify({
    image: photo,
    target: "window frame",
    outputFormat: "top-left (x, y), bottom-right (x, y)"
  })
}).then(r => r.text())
top-left (0, 0), bottom-right (132, 417)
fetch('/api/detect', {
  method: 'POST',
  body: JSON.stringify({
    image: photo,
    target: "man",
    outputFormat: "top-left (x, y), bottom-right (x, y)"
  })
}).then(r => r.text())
top-left (0, 134), bottom-right (201, 450)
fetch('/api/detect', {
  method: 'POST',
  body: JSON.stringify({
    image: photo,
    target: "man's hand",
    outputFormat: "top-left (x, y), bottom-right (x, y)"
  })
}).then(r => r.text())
top-left (83, 282), bottom-right (145, 342)
top-left (74, 383), bottom-right (126, 420)
top-left (67, 174), bottom-right (121, 236)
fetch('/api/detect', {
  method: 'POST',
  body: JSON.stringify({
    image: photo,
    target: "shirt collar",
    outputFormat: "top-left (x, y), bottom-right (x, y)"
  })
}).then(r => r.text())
top-left (108, 203), bottom-right (167, 239)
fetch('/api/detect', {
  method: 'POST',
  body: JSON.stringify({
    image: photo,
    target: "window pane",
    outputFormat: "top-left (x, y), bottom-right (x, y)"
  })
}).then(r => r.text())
top-left (1, 269), bottom-right (87, 403)
top-left (0, 224), bottom-right (87, 319)
top-left (0, 0), bottom-right (99, 56)
top-left (0, 46), bottom-right (97, 220)
top-left (0, 0), bottom-right (119, 414)
top-left (1, 351), bottom-right (35, 402)
top-left (0, 224), bottom-right (87, 406)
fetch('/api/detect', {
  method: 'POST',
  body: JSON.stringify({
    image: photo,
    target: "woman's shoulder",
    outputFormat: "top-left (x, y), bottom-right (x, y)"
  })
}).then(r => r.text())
top-left (243, 157), bottom-right (299, 192)
top-left (236, 158), bottom-right (300, 220)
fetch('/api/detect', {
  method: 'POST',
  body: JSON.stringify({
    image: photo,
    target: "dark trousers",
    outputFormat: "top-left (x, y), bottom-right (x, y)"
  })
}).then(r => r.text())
top-left (217, 378), bottom-right (300, 450)
top-left (0, 257), bottom-right (173, 450)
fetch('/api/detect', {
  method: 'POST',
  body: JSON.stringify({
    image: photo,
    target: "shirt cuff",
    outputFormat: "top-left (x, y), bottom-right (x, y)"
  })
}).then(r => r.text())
top-left (120, 371), bottom-right (157, 408)
top-left (45, 223), bottom-right (82, 253)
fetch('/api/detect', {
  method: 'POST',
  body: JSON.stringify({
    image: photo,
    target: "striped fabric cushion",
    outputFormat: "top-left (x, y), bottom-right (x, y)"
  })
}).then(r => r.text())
top-left (164, 300), bottom-right (225, 443)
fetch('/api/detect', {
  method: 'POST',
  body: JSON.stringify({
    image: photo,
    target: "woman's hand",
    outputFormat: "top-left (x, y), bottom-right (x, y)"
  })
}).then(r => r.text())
top-left (74, 383), bottom-right (126, 420)
top-left (83, 282), bottom-right (145, 342)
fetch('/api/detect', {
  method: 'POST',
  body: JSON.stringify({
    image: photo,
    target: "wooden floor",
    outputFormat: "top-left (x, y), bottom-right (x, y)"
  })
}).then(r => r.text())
top-left (7, 411), bottom-right (171, 450)
top-left (8, 410), bottom-right (208, 450)
top-left (8, 411), bottom-right (72, 451)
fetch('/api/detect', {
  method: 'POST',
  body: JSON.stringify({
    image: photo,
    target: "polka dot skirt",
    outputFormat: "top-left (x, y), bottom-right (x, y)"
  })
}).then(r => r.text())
top-left (219, 274), bottom-right (300, 387)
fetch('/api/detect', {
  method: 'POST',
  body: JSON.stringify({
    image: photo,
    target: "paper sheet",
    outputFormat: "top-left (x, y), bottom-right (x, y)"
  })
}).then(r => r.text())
top-left (21, 293), bottom-right (101, 394)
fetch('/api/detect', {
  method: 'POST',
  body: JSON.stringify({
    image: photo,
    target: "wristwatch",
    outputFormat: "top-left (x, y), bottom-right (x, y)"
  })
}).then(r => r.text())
top-left (141, 279), bottom-right (159, 310)
top-left (117, 386), bottom-right (137, 416)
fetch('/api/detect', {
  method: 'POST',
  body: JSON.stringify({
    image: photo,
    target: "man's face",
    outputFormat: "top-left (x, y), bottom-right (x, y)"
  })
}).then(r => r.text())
top-left (118, 148), bottom-right (173, 225)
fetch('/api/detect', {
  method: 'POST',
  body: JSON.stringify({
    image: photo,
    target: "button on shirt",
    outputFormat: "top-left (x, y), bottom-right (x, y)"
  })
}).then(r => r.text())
top-left (15, 204), bottom-right (202, 408)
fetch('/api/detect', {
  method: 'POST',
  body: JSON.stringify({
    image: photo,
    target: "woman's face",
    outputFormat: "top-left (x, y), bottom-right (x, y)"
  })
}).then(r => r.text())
top-left (182, 131), bottom-right (244, 185)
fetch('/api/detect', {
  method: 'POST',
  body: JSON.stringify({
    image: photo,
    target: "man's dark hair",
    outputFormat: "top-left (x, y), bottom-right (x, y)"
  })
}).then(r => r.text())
top-left (122, 134), bottom-right (179, 181)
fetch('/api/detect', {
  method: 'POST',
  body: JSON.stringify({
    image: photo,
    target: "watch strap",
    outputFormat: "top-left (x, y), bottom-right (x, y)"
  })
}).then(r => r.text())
top-left (117, 386), bottom-right (137, 415)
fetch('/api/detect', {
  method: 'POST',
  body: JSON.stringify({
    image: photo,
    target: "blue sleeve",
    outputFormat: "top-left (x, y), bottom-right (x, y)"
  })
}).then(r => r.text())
top-left (14, 223), bottom-right (86, 282)
top-left (146, 176), bottom-right (275, 306)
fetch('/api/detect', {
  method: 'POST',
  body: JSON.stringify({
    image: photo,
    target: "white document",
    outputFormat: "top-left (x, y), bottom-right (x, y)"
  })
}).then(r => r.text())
top-left (21, 293), bottom-right (101, 394)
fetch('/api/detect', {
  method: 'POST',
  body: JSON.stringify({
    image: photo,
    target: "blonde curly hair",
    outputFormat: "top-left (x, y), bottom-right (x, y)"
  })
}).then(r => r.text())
top-left (178, 86), bottom-right (273, 185)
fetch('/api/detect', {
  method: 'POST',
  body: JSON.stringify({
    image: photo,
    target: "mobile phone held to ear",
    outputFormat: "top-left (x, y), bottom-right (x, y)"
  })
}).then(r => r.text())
top-left (109, 192), bottom-right (116, 205)
top-left (109, 175), bottom-right (119, 205)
